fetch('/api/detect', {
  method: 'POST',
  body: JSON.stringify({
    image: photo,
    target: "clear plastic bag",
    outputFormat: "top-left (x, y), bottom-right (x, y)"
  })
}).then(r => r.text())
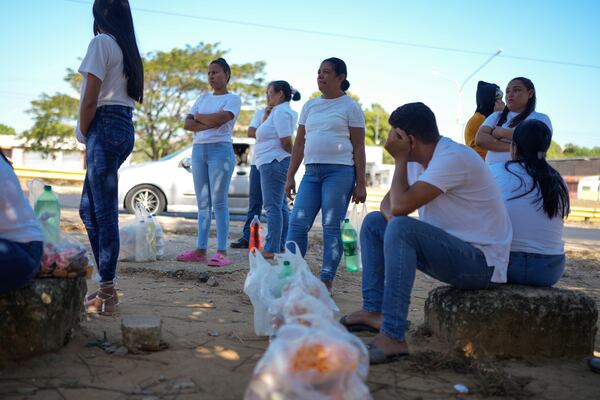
top-left (149, 215), bottom-right (165, 259)
top-left (118, 205), bottom-right (156, 262)
top-left (26, 179), bottom-right (45, 209)
top-left (349, 202), bottom-right (368, 236)
top-left (244, 324), bottom-right (372, 400)
top-left (39, 235), bottom-right (90, 278)
top-left (269, 286), bottom-right (338, 331)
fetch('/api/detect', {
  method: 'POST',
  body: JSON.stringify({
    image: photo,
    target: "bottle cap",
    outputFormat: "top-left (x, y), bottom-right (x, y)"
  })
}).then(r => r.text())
top-left (283, 261), bottom-right (290, 266)
top-left (344, 218), bottom-right (350, 222)
top-left (44, 185), bottom-right (52, 191)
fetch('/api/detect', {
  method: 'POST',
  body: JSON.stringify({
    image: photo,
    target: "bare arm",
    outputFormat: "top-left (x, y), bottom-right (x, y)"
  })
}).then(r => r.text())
top-left (389, 159), bottom-right (442, 215)
top-left (280, 136), bottom-right (293, 154)
top-left (79, 73), bottom-right (102, 135)
top-left (349, 126), bottom-right (367, 203)
top-left (380, 192), bottom-right (393, 221)
top-left (193, 111), bottom-right (235, 128)
top-left (247, 127), bottom-right (257, 139)
top-left (184, 114), bottom-right (212, 132)
top-left (475, 125), bottom-right (511, 152)
top-left (285, 124), bottom-right (306, 200)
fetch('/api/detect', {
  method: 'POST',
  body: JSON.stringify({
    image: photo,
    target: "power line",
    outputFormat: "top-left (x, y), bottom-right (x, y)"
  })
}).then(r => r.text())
top-left (64, 0), bottom-right (600, 70)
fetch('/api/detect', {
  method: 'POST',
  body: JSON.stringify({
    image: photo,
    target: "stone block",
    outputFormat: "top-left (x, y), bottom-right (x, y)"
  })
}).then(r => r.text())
top-left (121, 314), bottom-right (162, 352)
top-left (424, 285), bottom-right (598, 358)
top-left (0, 278), bottom-right (87, 364)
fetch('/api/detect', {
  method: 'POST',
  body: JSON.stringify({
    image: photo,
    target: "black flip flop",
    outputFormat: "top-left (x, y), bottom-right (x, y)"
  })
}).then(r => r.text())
top-left (339, 315), bottom-right (379, 333)
top-left (367, 343), bottom-right (409, 365)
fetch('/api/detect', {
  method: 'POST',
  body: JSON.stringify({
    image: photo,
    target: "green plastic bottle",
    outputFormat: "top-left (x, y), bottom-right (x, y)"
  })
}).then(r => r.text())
top-left (34, 185), bottom-right (61, 244)
top-left (341, 218), bottom-right (359, 272)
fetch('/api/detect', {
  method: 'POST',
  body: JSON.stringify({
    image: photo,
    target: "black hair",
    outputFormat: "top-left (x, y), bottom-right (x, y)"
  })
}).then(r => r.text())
top-left (210, 57), bottom-right (231, 82)
top-left (505, 119), bottom-right (570, 219)
top-left (475, 81), bottom-right (500, 117)
top-left (497, 77), bottom-right (536, 128)
top-left (388, 102), bottom-right (440, 144)
top-left (93, 0), bottom-right (144, 103)
top-left (269, 80), bottom-right (301, 102)
top-left (322, 57), bottom-right (350, 92)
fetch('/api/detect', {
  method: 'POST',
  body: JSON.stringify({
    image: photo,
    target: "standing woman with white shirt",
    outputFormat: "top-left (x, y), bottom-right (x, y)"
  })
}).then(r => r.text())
top-left (475, 77), bottom-right (552, 164)
top-left (490, 120), bottom-right (570, 286)
top-left (285, 57), bottom-right (367, 291)
top-left (78, 0), bottom-right (144, 315)
top-left (176, 58), bottom-right (242, 267)
top-left (255, 81), bottom-right (300, 258)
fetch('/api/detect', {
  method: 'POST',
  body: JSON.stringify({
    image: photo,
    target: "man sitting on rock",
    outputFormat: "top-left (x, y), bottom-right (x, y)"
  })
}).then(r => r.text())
top-left (341, 102), bottom-right (512, 364)
top-left (0, 152), bottom-right (44, 294)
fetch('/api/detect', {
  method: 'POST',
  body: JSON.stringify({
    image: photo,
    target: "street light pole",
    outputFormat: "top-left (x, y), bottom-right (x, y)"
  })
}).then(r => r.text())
top-left (432, 48), bottom-right (503, 141)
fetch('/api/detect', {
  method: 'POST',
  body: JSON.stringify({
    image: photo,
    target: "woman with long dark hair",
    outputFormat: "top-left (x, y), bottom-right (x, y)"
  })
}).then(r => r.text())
top-left (255, 80), bottom-right (300, 258)
top-left (78, 0), bottom-right (144, 315)
top-left (176, 58), bottom-right (241, 267)
top-left (463, 81), bottom-right (504, 159)
top-left (475, 77), bottom-right (552, 164)
top-left (490, 119), bottom-right (570, 286)
top-left (285, 57), bottom-right (367, 292)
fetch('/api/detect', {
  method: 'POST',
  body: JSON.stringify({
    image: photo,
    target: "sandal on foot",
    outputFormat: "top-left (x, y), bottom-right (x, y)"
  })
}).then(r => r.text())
top-left (367, 343), bottom-right (409, 365)
top-left (86, 288), bottom-right (119, 305)
top-left (207, 253), bottom-right (231, 267)
top-left (176, 250), bottom-right (207, 262)
top-left (340, 315), bottom-right (379, 333)
top-left (85, 289), bottom-right (117, 316)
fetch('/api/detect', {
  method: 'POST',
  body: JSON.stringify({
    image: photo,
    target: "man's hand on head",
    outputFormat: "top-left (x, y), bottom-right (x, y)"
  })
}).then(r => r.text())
top-left (385, 127), bottom-right (411, 161)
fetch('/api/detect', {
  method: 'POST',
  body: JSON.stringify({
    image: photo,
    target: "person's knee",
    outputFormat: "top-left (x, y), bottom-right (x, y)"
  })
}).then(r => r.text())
top-left (385, 216), bottom-right (420, 243)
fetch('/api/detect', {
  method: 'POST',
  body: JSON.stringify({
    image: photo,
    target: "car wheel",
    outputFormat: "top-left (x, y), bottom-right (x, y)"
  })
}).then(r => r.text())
top-left (125, 184), bottom-right (166, 215)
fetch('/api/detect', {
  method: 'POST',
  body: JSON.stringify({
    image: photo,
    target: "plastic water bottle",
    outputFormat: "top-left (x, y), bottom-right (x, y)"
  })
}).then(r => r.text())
top-left (341, 218), bottom-right (359, 272)
top-left (34, 185), bottom-right (61, 244)
top-left (249, 215), bottom-right (261, 251)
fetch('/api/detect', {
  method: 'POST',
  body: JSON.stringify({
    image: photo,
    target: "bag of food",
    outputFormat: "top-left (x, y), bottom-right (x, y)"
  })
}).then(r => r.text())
top-left (269, 286), bottom-right (338, 331)
top-left (39, 235), bottom-right (90, 278)
top-left (244, 324), bottom-right (372, 400)
top-left (118, 205), bottom-right (156, 262)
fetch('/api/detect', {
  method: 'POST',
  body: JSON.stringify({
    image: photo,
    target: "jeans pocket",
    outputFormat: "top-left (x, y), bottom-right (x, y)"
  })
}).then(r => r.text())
top-left (100, 111), bottom-right (133, 148)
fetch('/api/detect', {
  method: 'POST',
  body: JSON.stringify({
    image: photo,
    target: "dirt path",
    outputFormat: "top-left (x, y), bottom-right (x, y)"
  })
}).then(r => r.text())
top-left (1, 213), bottom-right (599, 399)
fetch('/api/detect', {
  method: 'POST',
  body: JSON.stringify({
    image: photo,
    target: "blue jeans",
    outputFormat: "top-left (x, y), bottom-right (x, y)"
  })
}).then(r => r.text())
top-left (80, 105), bottom-right (134, 284)
top-left (287, 164), bottom-right (355, 281)
top-left (0, 239), bottom-right (43, 295)
top-left (192, 142), bottom-right (235, 251)
top-left (242, 165), bottom-right (263, 242)
top-left (507, 251), bottom-right (565, 287)
top-left (259, 157), bottom-right (290, 253)
top-left (360, 212), bottom-right (494, 341)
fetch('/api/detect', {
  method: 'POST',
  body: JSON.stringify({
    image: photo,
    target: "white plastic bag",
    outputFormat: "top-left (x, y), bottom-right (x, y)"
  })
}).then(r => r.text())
top-left (149, 215), bottom-right (165, 259)
top-left (349, 202), bottom-right (368, 236)
top-left (27, 179), bottom-right (45, 209)
top-left (119, 206), bottom-right (156, 262)
top-left (244, 324), bottom-right (372, 400)
top-left (269, 286), bottom-right (338, 331)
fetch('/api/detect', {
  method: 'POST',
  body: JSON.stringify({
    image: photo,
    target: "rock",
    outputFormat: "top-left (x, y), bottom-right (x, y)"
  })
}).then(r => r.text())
top-left (424, 285), bottom-right (598, 358)
top-left (121, 314), bottom-right (162, 352)
top-left (198, 271), bottom-right (210, 283)
top-left (206, 276), bottom-right (219, 287)
top-left (0, 278), bottom-right (86, 364)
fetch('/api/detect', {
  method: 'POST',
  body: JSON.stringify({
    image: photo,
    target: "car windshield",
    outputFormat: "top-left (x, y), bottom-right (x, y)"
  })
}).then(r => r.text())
top-left (159, 147), bottom-right (189, 161)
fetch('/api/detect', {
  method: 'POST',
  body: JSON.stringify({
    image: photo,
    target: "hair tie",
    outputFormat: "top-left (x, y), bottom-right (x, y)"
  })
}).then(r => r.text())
top-left (537, 151), bottom-right (546, 160)
top-left (290, 87), bottom-right (297, 94)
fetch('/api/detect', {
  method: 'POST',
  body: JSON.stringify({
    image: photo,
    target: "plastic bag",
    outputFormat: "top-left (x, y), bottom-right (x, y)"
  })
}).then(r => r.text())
top-left (149, 215), bottom-right (165, 259)
top-left (269, 286), bottom-right (338, 331)
top-left (244, 324), bottom-right (372, 400)
top-left (27, 179), bottom-right (45, 209)
top-left (39, 236), bottom-right (90, 278)
top-left (349, 202), bottom-right (368, 237)
top-left (118, 205), bottom-right (156, 262)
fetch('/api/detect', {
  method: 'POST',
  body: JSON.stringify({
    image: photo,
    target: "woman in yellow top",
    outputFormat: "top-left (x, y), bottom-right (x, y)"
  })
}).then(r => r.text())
top-left (464, 81), bottom-right (504, 159)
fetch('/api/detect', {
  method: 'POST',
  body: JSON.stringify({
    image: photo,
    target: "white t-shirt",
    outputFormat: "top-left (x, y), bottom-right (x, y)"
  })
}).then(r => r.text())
top-left (76, 34), bottom-right (134, 144)
top-left (189, 93), bottom-right (242, 144)
top-left (490, 162), bottom-right (564, 255)
top-left (299, 95), bottom-right (365, 166)
top-left (248, 109), bottom-right (264, 166)
top-left (482, 111), bottom-right (552, 164)
top-left (0, 156), bottom-right (44, 243)
top-left (254, 103), bottom-right (297, 167)
top-left (409, 137), bottom-right (513, 283)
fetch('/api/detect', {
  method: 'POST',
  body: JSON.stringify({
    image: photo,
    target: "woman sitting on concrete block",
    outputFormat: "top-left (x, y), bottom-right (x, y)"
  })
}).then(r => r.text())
top-left (490, 119), bottom-right (570, 287)
top-left (0, 152), bottom-right (43, 294)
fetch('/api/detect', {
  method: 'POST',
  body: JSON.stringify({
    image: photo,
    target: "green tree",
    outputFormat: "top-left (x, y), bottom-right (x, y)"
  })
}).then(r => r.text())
top-left (562, 143), bottom-right (600, 157)
top-left (546, 140), bottom-right (563, 159)
top-left (0, 123), bottom-right (16, 136)
top-left (21, 93), bottom-right (79, 155)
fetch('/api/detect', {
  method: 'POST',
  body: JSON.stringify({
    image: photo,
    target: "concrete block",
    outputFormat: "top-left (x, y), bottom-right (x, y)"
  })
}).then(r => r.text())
top-left (121, 314), bottom-right (162, 352)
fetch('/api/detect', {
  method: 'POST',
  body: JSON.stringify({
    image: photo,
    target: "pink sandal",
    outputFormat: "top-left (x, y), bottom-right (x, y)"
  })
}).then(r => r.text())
top-left (207, 253), bottom-right (231, 267)
top-left (176, 250), bottom-right (207, 262)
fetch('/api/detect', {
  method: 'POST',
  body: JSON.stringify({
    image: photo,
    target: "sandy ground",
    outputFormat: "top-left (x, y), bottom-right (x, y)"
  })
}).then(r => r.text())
top-left (1, 210), bottom-right (599, 399)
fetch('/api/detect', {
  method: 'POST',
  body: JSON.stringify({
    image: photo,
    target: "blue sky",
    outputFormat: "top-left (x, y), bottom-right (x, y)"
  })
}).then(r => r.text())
top-left (1, 0), bottom-right (599, 147)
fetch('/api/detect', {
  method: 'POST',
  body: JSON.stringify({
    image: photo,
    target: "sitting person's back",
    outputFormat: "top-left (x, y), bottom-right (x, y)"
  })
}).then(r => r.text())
top-left (0, 153), bottom-right (44, 294)
top-left (490, 119), bottom-right (569, 287)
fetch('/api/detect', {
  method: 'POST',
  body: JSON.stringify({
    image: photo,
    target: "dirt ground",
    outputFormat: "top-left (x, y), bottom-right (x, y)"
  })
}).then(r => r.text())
top-left (1, 211), bottom-right (599, 400)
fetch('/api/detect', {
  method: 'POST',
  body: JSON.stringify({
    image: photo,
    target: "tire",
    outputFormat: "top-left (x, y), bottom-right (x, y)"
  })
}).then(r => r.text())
top-left (124, 184), bottom-right (166, 215)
